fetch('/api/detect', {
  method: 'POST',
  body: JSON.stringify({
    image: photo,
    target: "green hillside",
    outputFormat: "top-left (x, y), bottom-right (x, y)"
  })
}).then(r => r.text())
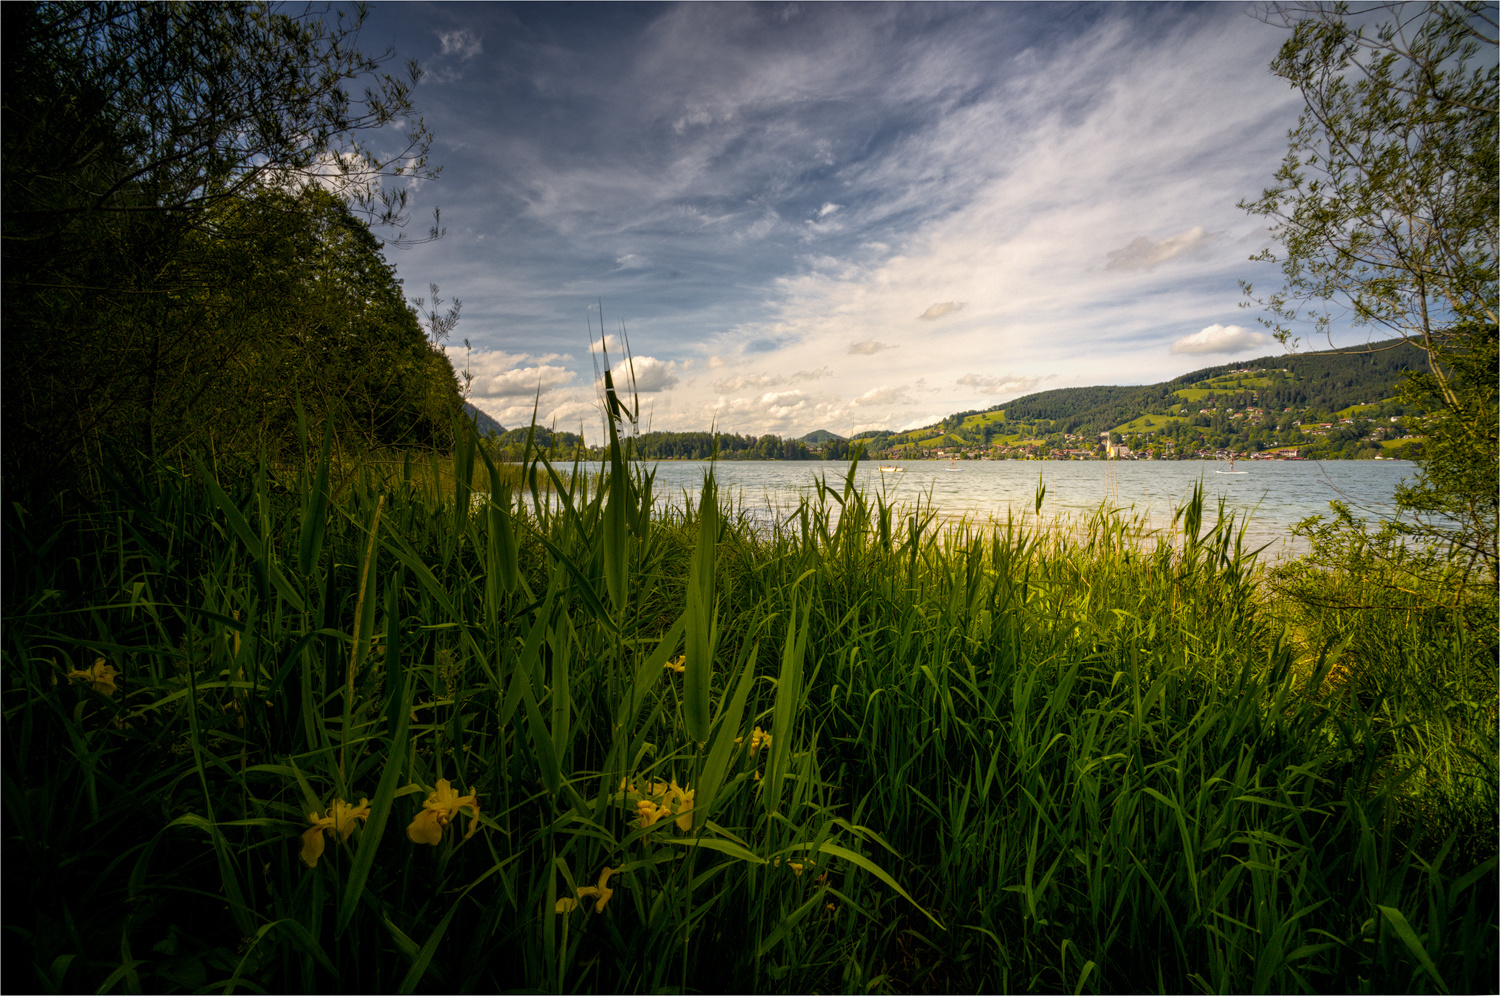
top-left (861, 338), bottom-right (1429, 460)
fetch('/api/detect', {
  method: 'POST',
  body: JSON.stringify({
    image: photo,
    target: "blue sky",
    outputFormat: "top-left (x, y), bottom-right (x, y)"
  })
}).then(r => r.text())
top-left (358, 2), bottom-right (1325, 441)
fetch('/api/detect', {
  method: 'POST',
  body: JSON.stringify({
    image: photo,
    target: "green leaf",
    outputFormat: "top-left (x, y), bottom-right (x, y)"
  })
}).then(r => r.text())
top-left (1377, 904), bottom-right (1448, 994)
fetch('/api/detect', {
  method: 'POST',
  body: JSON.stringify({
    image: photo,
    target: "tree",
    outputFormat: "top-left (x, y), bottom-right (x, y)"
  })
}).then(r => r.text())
top-left (194, 189), bottom-right (465, 456)
top-left (1242, 1), bottom-right (1498, 582)
top-left (2, 2), bottom-right (442, 496)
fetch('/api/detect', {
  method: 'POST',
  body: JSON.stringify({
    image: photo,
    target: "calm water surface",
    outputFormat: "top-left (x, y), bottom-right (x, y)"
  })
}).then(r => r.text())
top-left (638, 458), bottom-right (1421, 560)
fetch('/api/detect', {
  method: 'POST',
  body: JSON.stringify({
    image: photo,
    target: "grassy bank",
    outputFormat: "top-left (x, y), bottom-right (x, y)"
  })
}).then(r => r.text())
top-left (3, 426), bottom-right (1495, 994)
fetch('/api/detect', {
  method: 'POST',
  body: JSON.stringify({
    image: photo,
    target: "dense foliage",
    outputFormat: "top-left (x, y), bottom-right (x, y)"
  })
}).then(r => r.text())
top-left (1243, 0), bottom-right (1497, 584)
top-left (3, 434), bottom-right (1493, 993)
top-left (1, 1), bottom-right (457, 503)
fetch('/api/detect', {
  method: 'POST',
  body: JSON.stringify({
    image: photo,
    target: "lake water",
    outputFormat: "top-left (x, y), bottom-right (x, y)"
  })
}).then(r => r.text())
top-left (636, 458), bottom-right (1421, 560)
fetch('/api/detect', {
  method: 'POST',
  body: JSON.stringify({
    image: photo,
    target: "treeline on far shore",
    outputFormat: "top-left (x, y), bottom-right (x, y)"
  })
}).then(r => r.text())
top-left (478, 427), bottom-right (843, 462)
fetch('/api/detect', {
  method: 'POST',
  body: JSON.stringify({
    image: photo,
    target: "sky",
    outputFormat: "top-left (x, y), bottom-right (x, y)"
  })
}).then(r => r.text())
top-left (354, 2), bottom-right (1337, 443)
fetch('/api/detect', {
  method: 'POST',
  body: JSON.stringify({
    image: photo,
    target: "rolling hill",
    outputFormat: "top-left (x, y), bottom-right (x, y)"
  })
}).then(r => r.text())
top-left (861, 337), bottom-right (1429, 459)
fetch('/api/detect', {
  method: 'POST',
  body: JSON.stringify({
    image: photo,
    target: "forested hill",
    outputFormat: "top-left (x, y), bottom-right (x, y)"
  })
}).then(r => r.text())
top-left (980, 338), bottom-right (1426, 434)
top-left (464, 403), bottom-right (505, 437)
top-left (846, 337), bottom-right (1435, 460)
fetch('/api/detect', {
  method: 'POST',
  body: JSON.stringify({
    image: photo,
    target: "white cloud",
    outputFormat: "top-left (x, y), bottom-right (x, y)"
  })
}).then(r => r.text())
top-left (817, 202), bottom-right (841, 218)
top-left (847, 339), bottom-right (893, 355)
top-left (852, 384), bottom-right (909, 407)
top-left (615, 355), bottom-right (680, 392)
top-left (589, 334), bottom-right (625, 355)
top-left (918, 301), bottom-right (965, 320)
top-left (1169, 323), bottom-right (1272, 355)
top-left (276, 149), bottom-right (380, 204)
top-left (437, 29), bottom-right (483, 60)
top-left (1104, 226), bottom-right (1214, 272)
top-left (474, 365), bottom-right (576, 398)
top-left (707, 355), bottom-right (726, 368)
top-left (955, 372), bottom-right (1043, 396)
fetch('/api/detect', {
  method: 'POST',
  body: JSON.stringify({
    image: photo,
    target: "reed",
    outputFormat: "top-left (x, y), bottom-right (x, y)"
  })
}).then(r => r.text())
top-left (3, 419), bottom-right (1493, 994)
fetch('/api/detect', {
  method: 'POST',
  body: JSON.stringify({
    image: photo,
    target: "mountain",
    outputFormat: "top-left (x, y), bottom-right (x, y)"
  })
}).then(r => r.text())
top-left (971, 338), bottom-right (1426, 435)
top-left (863, 337), bottom-right (1430, 460)
top-left (800, 429), bottom-right (846, 445)
top-left (464, 402), bottom-right (505, 437)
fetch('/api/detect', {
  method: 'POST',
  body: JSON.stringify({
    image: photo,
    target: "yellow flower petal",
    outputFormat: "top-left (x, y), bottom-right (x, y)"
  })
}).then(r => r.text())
top-left (668, 779), bottom-right (694, 832)
top-left (407, 807), bottom-right (444, 846)
top-left (555, 897), bottom-right (579, 914)
top-left (68, 659), bottom-right (120, 697)
top-left (329, 798), bottom-right (372, 842)
top-left (634, 799), bottom-right (667, 828)
top-left (411, 780), bottom-right (481, 843)
top-left (428, 778), bottom-right (459, 812)
top-left (299, 826), bottom-right (327, 868)
top-left (594, 867), bottom-right (616, 912)
top-left (750, 727), bottom-right (771, 756)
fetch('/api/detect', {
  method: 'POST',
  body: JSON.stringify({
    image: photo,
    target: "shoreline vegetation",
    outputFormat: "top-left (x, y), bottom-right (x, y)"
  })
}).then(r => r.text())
top-left (3, 3), bottom-right (1492, 991)
top-left (7, 424), bottom-right (1494, 993)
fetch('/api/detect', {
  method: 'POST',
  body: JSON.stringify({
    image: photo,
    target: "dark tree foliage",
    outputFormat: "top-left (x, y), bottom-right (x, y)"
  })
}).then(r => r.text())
top-left (192, 189), bottom-right (464, 455)
top-left (626, 432), bottom-right (817, 461)
top-left (2, 1), bottom-right (447, 501)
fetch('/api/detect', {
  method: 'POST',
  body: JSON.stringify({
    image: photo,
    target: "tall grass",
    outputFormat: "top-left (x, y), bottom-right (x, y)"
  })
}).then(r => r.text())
top-left (3, 421), bottom-right (1494, 994)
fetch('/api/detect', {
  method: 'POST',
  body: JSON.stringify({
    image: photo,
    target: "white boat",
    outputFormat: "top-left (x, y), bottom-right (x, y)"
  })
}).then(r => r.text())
top-left (879, 464), bottom-right (906, 473)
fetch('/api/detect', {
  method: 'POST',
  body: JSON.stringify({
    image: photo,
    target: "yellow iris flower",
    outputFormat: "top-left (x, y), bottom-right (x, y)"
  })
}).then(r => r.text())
top-left (406, 778), bottom-right (481, 845)
top-left (634, 798), bottom-right (669, 828)
top-left (663, 655), bottom-right (686, 674)
top-left (626, 778), bottom-right (692, 831)
top-left (736, 726), bottom-right (772, 756)
top-left (665, 778), bottom-right (694, 832)
top-left (68, 659), bottom-right (119, 697)
top-left (299, 798), bottom-right (372, 868)
top-left (554, 867), bottom-right (617, 914)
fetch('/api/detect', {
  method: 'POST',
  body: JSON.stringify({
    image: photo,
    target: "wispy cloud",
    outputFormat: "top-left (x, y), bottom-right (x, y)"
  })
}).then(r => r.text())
top-left (713, 372), bottom-right (784, 392)
top-left (848, 340), bottom-right (894, 355)
top-left (437, 28), bottom-right (483, 60)
top-left (918, 301), bottom-right (965, 320)
top-left (955, 372), bottom-right (1043, 396)
top-left (1104, 226), bottom-right (1216, 272)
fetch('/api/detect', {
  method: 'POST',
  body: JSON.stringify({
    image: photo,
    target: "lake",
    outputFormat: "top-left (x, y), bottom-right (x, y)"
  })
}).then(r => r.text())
top-left (636, 457), bottom-right (1422, 560)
